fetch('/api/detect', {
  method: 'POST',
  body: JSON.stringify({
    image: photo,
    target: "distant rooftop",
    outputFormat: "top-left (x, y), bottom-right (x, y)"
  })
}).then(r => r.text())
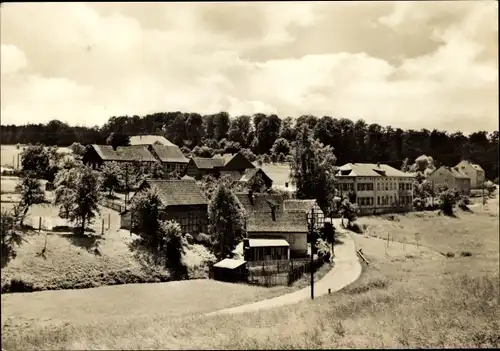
top-left (129, 135), bottom-right (175, 146)
top-left (336, 163), bottom-right (414, 178)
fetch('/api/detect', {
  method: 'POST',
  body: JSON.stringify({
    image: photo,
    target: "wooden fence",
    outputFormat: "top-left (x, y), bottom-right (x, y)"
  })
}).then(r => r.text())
top-left (99, 198), bottom-right (124, 213)
top-left (247, 257), bottom-right (324, 287)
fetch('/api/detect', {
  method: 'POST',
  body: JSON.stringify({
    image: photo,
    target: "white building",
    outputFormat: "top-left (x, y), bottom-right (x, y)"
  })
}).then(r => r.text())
top-left (454, 160), bottom-right (485, 189)
top-left (335, 163), bottom-right (415, 215)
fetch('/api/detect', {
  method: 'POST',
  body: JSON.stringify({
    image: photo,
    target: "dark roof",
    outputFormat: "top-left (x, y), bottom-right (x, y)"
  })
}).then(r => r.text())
top-left (235, 193), bottom-right (285, 213)
top-left (246, 211), bottom-right (308, 233)
top-left (191, 157), bottom-right (225, 169)
top-left (283, 199), bottom-right (318, 213)
top-left (150, 144), bottom-right (189, 163)
top-left (142, 179), bottom-right (208, 207)
top-left (91, 144), bottom-right (157, 162)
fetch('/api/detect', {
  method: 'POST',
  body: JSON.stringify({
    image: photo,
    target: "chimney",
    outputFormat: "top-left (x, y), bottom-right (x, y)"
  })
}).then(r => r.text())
top-left (377, 162), bottom-right (381, 168)
top-left (271, 207), bottom-right (276, 221)
top-left (248, 190), bottom-right (255, 206)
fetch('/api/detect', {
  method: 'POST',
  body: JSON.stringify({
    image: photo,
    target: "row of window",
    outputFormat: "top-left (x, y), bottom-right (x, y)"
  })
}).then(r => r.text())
top-left (339, 182), bottom-right (413, 192)
top-left (356, 195), bottom-right (413, 207)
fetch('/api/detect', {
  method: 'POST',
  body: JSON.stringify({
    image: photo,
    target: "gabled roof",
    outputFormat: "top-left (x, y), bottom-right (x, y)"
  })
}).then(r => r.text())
top-left (190, 157), bottom-right (225, 169)
top-left (283, 199), bottom-right (319, 213)
top-left (246, 210), bottom-right (308, 233)
top-left (336, 163), bottom-right (414, 177)
top-left (90, 144), bottom-right (157, 162)
top-left (130, 135), bottom-right (175, 146)
top-left (239, 168), bottom-right (273, 184)
top-left (448, 167), bottom-right (470, 179)
top-left (149, 144), bottom-right (189, 163)
top-left (429, 166), bottom-right (470, 180)
top-left (235, 193), bottom-right (285, 214)
top-left (140, 179), bottom-right (209, 207)
top-left (247, 238), bottom-right (289, 248)
top-left (456, 160), bottom-right (484, 172)
top-left (213, 153), bottom-right (235, 166)
top-left (253, 162), bottom-right (294, 189)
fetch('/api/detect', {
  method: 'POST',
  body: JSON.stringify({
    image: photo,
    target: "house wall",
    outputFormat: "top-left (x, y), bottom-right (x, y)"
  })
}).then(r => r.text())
top-left (120, 211), bottom-right (132, 230)
top-left (82, 148), bottom-right (103, 169)
top-left (221, 170), bottom-right (244, 181)
top-left (162, 162), bottom-right (188, 176)
top-left (161, 204), bottom-right (208, 235)
top-left (247, 232), bottom-right (307, 256)
top-left (457, 162), bottom-right (484, 189)
top-left (428, 169), bottom-right (471, 195)
top-left (246, 246), bottom-right (289, 261)
top-left (337, 176), bottom-right (414, 213)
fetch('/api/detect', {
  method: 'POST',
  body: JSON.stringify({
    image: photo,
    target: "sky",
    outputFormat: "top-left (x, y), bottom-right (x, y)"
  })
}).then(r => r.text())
top-left (1, 1), bottom-right (498, 133)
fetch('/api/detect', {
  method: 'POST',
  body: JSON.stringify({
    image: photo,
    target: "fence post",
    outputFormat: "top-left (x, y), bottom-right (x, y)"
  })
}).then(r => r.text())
top-left (108, 213), bottom-right (111, 230)
top-left (101, 219), bottom-right (104, 235)
top-left (38, 217), bottom-right (42, 232)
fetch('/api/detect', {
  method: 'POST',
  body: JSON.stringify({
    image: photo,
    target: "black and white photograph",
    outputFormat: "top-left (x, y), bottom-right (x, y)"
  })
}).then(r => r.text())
top-left (0, 1), bottom-right (498, 349)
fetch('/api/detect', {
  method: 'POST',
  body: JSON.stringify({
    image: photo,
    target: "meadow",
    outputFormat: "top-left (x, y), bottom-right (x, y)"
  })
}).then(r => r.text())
top-left (2, 191), bottom-right (498, 349)
top-left (1, 144), bottom-right (72, 169)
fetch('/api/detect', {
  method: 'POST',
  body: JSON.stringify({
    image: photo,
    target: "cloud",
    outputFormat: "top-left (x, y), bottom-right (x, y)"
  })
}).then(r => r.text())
top-left (0, 2), bottom-right (497, 133)
top-left (1, 44), bottom-right (28, 75)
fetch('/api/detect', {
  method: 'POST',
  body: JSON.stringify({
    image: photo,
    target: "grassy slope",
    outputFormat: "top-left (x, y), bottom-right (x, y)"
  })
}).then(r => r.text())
top-left (3, 194), bottom-right (497, 349)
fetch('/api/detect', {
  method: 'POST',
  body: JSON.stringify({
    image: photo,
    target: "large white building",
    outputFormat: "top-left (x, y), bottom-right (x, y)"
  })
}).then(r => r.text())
top-left (335, 163), bottom-right (415, 215)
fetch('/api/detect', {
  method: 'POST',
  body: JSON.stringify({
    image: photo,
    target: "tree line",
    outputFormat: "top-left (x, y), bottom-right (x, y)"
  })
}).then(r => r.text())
top-left (1, 112), bottom-right (498, 179)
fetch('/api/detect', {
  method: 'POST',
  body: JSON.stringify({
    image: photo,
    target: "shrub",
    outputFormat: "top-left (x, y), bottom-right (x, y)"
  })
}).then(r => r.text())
top-left (439, 189), bottom-right (457, 216)
top-left (182, 244), bottom-right (217, 279)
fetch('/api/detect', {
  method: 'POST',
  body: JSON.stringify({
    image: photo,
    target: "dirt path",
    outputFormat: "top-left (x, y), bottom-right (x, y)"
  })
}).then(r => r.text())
top-left (205, 231), bottom-right (362, 316)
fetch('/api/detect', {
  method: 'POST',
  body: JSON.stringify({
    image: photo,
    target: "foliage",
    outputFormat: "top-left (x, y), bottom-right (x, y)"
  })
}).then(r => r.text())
top-left (128, 189), bottom-right (188, 276)
top-left (458, 196), bottom-right (471, 211)
top-left (100, 162), bottom-right (124, 196)
top-left (484, 180), bottom-right (496, 196)
top-left (106, 132), bottom-right (130, 150)
top-left (20, 144), bottom-right (51, 179)
top-left (192, 145), bottom-right (215, 158)
top-left (69, 142), bottom-right (86, 157)
top-left (182, 243), bottom-right (217, 279)
top-left (291, 124), bottom-right (337, 215)
top-left (338, 199), bottom-right (359, 227)
top-left (1, 209), bottom-right (25, 268)
top-left (208, 184), bottom-right (247, 260)
top-left (18, 174), bottom-right (46, 225)
top-left (56, 166), bottom-right (102, 233)
top-left (438, 189), bottom-right (458, 216)
top-left (271, 138), bottom-right (291, 156)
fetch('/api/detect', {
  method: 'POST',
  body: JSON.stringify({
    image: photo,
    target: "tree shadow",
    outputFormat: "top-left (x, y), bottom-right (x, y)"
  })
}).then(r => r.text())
top-left (58, 231), bottom-right (103, 256)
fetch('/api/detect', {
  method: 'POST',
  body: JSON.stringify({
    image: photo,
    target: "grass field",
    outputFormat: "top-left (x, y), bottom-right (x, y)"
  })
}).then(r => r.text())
top-left (2, 192), bottom-right (497, 349)
top-left (1, 144), bottom-right (72, 169)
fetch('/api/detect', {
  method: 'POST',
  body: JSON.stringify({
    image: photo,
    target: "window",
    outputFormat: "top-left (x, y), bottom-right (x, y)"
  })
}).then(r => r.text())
top-left (385, 183), bottom-right (389, 191)
top-left (377, 196), bottom-right (380, 205)
top-left (377, 183), bottom-right (380, 191)
top-left (367, 183), bottom-right (374, 191)
top-left (369, 197), bottom-right (374, 206)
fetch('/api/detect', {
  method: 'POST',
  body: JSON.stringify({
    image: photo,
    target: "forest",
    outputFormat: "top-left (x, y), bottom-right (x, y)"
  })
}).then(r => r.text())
top-left (1, 112), bottom-right (498, 179)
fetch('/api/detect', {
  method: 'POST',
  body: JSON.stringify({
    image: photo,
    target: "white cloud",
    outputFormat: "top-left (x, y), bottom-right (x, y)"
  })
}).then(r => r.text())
top-left (0, 2), bottom-right (497, 133)
top-left (1, 44), bottom-right (28, 75)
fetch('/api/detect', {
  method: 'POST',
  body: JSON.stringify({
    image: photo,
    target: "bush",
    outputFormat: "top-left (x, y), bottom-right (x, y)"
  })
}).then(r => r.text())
top-left (439, 189), bottom-right (458, 216)
top-left (182, 244), bottom-right (217, 279)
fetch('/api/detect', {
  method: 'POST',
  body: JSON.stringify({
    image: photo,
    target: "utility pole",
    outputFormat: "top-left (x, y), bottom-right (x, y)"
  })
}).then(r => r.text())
top-left (125, 162), bottom-right (129, 210)
top-left (310, 208), bottom-right (315, 300)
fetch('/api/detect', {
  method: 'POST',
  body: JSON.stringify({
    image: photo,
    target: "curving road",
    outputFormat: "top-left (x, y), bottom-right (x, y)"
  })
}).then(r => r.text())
top-left (206, 229), bottom-right (362, 316)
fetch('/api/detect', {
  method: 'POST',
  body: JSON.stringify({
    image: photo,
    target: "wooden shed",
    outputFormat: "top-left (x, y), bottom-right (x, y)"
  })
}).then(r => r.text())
top-left (212, 259), bottom-right (248, 283)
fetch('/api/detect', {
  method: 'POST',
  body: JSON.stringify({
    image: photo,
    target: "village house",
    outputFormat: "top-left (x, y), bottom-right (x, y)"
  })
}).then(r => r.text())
top-left (454, 160), bottom-right (485, 189)
top-left (82, 144), bottom-right (158, 169)
top-left (185, 151), bottom-right (255, 180)
top-left (335, 163), bottom-right (415, 215)
top-left (283, 199), bottom-right (325, 229)
top-left (120, 178), bottom-right (209, 235)
top-left (146, 144), bottom-right (189, 175)
top-left (427, 166), bottom-right (471, 195)
top-left (235, 192), bottom-right (309, 257)
top-left (246, 210), bottom-right (308, 258)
